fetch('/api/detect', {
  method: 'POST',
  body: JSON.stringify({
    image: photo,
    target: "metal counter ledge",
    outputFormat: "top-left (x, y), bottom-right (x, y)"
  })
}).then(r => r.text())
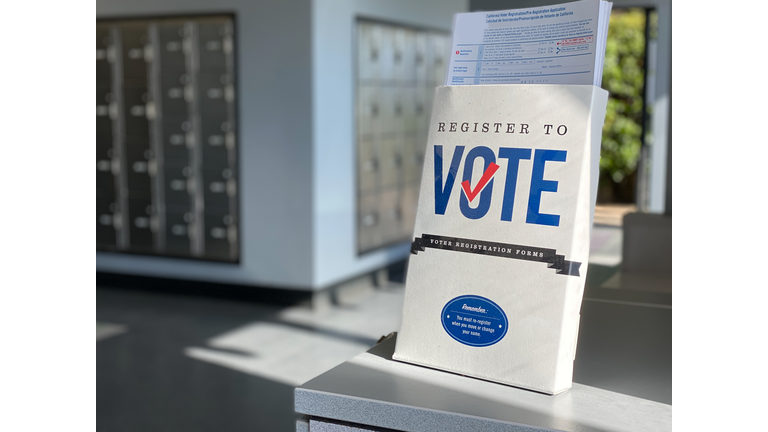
top-left (294, 334), bottom-right (671, 432)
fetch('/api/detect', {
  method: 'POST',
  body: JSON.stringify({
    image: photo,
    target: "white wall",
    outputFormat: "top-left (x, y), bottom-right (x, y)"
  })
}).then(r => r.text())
top-left (311, 0), bottom-right (469, 288)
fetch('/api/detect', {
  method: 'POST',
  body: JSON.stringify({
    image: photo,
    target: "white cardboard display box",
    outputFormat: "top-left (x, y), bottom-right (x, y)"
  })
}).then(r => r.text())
top-left (393, 84), bottom-right (608, 395)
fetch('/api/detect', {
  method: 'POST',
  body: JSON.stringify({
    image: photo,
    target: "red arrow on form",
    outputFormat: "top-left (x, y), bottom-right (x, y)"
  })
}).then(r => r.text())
top-left (461, 162), bottom-right (500, 202)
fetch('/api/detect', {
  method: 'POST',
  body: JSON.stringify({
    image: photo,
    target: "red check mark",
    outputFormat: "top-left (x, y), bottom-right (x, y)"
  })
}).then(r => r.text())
top-left (461, 162), bottom-right (500, 202)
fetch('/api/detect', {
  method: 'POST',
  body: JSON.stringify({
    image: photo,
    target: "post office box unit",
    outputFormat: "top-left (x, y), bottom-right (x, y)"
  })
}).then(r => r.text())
top-left (160, 72), bottom-right (189, 96)
top-left (96, 86), bottom-right (113, 140)
top-left (390, 87), bottom-right (406, 134)
top-left (203, 130), bottom-right (233, 160)
top-left (202, 209), bottom-right (237, 261)
top-left (378, 26), bottom-right (395, 83)
top-left (400, 29), bottom-right (417, 84)
top-left (164, 208), bottom-right (193, 257)
top-left (163, 161), bottom-right (194, 206)
top-left (223, 131), bottom-right (236, 154)
top-left (377, 188), bottom-right (402, 245)
top-left (378, 136), bottom-right (402, 190)
top-left (402, 136), bottom-right (423, 185)
top-left (120, 25), bottom-right (150, 81)
top-left (414, 86), bottom-right (429, 130)
top-left (417, 86), bottom-right (435, 132)
top-left (124, 137), bottom-right (151, 192)
top-left (122, 86), bottom-right (150, 136)
top-left (356, 85), bottom-right (380, 139)
top-left (198, 22), bottom-right (230, 73)
top-left (392, 28), bottom-right (407, 83)
top-left (97, 193), bottom-right (118, 249)
top-left (162, 113), bottom-right (193, 160)
top-left (198, 72), bottom-right (230, 114)
top-left (160, 75), bottom-right (190, 114)
top-left (357, 192), bottom-right (382, 254)
top-left (200, 116), bottom-right (231, 163)
top-left (377, 86), bottom-right (396, 136)
top-left (96, 137), bottom-right (116, 195)
top-left (202, 167), bottom-right (233, 210)
top-left (414, 32), bottom-right (428, 83)
top-left (357, 22), bottom-right (381, 83)
top-left (128, 171), bottom-right (155, 203)
top-left (97, 160), bottom-right (115, 194)
top-left (127, 198), bottom-right (155, 252)
top-left (357, 136), bottom-right (378, 194)
top-left (163, 182), bottom-right (193, 211)
top-left (157, 23), bottom-right (188, 77)
top-left (401, 85), bottom-right (418, 133)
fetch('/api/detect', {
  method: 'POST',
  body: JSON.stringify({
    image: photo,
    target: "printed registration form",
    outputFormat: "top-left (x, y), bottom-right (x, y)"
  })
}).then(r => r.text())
top-left (445, 0), bottom-right (612, 86)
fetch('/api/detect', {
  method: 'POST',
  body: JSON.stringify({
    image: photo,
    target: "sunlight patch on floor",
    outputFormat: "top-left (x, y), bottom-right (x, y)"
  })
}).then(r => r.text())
top-left (185, 285), bottom-right (405, 386)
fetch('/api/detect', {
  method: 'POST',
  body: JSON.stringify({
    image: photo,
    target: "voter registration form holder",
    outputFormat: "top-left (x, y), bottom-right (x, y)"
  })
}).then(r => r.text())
top-left (392, 84), bottom-right (608, 395)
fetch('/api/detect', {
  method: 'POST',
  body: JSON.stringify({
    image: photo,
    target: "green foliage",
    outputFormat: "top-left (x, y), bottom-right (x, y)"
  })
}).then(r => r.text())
top-left (600, 9), bottom-right (647, 199)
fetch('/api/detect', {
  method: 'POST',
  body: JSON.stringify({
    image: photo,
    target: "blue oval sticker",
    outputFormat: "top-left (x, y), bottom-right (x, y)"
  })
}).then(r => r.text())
top-left (441, 295), bottom-right (508, 347)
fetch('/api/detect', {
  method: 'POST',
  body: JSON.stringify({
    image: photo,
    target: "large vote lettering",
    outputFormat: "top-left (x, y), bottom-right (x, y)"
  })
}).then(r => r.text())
top-left (434, 145), bottom-right (567, 226)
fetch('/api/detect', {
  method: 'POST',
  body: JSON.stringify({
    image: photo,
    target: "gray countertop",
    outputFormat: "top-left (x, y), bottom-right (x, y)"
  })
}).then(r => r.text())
top-left (295, 334), bottom-right (671, 432)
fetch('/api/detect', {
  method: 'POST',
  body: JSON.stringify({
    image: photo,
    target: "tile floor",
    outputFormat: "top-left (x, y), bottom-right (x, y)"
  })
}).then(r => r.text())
top-left (97, 225), bottom-right (670, 432)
